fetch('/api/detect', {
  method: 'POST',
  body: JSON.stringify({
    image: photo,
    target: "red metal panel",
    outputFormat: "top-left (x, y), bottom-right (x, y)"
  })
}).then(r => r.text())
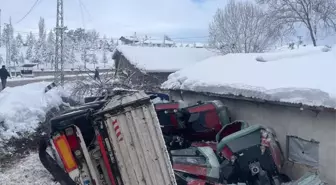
top-left (155, 103), bottom-right (179, 110)
top-left (188, 104), bottom-right (216, 113)
top-left (97, 134), bottom-right (117, 185)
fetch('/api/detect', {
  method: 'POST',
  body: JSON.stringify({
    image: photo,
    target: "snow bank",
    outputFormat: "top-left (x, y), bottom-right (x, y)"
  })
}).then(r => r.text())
top-left (0, 153), bottom-right (59, 185)
top-left (0, 82), bottom-right (67, 141)
top-left (162, 45), bottom-right (336, 108)
top-left (113, 45), bottom-right (217, 72)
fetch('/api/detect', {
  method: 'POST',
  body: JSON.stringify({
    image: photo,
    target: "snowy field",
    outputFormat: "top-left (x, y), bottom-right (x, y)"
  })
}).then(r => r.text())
top-left (162, 45), bottom-right (336, 108)
top-left (0, 46), bottom-right (114, 71)
top-left (7, 71), bottom-right (110, 82)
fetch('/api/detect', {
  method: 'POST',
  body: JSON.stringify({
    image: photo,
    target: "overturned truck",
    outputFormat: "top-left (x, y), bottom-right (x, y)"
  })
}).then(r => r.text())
top-left (39, 91), bottom-right (325, 185)
top-left (40, 91), bottom-right (176, 185)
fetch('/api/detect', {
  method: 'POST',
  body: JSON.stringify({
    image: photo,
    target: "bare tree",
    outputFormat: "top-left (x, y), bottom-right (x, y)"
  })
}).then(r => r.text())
top-left (257, 0), bottom-right (336, 46)
top-left (209, 0), bottom-right (283, 54)
top-left (70, 68), bottom-right (134, 101)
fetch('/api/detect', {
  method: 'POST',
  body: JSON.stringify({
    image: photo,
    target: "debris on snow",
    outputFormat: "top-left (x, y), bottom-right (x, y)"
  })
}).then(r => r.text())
top-left (162, 45), bottom-right (336, 108)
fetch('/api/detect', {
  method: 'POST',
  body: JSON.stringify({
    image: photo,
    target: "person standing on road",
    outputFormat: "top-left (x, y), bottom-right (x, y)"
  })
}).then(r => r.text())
top-left (0, 65), bottom-right (10, 90)
top-left (94, 67), bottom-right (100, 81)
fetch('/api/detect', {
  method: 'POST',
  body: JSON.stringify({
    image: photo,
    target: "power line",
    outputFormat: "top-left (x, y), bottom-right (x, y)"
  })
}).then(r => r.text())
top-left (77, 0), bottom-right (86, 28)
top-left (170, 36), bottom-right (209, 40)
top-left (78, 0), bottom-right (92, 20)
top-left (14, 30), bottom-right (39, 34)
top-left (16, 0), bottom-right (42, 24)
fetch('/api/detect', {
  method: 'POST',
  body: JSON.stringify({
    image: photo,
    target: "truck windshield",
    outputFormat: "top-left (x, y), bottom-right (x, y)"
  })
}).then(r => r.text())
top-left (226, 130), bottom-right (261, 153)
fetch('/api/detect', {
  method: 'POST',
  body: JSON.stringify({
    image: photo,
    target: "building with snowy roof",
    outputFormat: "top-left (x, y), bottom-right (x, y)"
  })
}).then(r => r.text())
top-left (119, 36), bottom-right (139, 45)
top-left (162, 45), bottom-right (336, 184)
top-left (142, 39), bottom-right (175, 47)
top-left (112, 45), bottom-right (217, 90)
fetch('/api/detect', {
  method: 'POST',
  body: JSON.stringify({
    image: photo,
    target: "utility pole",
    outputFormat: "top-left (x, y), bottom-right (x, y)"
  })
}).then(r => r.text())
top-left (55, 0), bottom-right (65, 85)
top-left (163, 35), bottom-right (166, 47)
top-left (132, 32), bottom-right (136, 45)
top-left (4, 17), bottom-right (12, 71)
top-left (8, 17), bottom-right (11, 74)
top-left (5, 24), bottom-right (9, 67)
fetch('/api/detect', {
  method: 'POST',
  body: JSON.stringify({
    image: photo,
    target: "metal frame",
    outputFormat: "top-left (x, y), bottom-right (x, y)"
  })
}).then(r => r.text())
top-left (286, 135), bottom-right (320, 168)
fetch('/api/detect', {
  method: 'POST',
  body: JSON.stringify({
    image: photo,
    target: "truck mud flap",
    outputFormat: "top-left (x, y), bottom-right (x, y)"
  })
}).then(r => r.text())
top-left (38, 138), bottom-right (77, 185)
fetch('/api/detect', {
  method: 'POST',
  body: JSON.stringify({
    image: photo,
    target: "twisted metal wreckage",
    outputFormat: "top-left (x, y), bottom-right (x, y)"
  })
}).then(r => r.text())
top-left (40, 83), bottom-right (325, 185)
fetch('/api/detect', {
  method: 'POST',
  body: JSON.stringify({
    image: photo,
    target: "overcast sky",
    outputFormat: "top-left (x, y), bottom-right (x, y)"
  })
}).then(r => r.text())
top-left (1, 0), bottom-right (335, 44)
top-left (0, 0), bottom-right (228, 42)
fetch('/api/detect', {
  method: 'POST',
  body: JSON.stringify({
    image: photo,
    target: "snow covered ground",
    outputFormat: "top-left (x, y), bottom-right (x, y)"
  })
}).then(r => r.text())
top-left (0, 46), bottom-right (114, 71)
top-left (0, 153), bottom-right (59, 185)
top-left (162, 45), bottom-right (336, 108)
top-left (0, 82), bottom-right (69, 144)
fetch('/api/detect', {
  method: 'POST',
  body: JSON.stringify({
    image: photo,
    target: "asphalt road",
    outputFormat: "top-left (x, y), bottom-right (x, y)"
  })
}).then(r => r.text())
top-left (6, 75), bottom-right (86, 87)
top-left (6, 69), bottom-right (112, 87)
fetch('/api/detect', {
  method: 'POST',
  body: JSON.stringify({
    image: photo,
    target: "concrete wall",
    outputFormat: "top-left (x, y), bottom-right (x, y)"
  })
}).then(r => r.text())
top-left (169, 90), bottom-right (336, 184)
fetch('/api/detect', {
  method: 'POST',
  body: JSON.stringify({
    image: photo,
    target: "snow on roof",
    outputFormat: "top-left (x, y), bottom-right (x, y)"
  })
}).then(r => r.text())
top-left (113, 45), bottom-right (218, 72)
top-left (162, 45), bottom-right (336, 108)
top-left (120, 36), bottom-right (139, 42)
